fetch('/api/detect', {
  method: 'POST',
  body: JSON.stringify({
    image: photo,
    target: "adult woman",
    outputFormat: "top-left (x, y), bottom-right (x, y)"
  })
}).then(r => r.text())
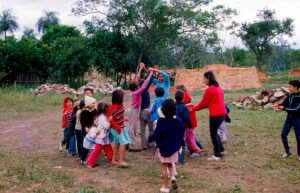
top-left (190, 71), bottom-right (227, 161)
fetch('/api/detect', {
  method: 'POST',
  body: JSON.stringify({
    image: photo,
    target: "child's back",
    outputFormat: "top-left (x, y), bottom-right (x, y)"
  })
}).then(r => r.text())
top-left (150, 87), bottom-right (166, 122)
top-left (149, 117), bottom-right (185, 157)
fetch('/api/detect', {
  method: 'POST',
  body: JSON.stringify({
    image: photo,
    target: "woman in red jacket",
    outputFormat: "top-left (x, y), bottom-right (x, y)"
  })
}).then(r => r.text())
top-left (190, 71), bottom-right (227, 161)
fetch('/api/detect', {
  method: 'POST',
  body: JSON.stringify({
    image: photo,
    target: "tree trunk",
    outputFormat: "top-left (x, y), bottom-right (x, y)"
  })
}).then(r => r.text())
top-left (4, 30), bottom-right (6, 40)
top-left (257, 57), bottom-right (262, 71)
top-left (124, 71), bottom-right (127, 85)
top-left (135, 51), bottom-right (143, 78)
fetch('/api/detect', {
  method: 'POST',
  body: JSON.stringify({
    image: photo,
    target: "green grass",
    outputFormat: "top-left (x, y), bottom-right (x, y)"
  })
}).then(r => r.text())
top-left (269, 76), bottom-right (300, 82)
top-left (0, 84), bottom-right (299, 192)
top-left (265, 70), bottom-right (290, 77)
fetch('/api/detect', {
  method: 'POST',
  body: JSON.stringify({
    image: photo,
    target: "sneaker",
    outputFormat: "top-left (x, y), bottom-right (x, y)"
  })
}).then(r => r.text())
top-left (298, 156), bottom-right (300, 161)
top-left (282, 152), bottom-right (292, 158)
top-left (171, 177), bottom-right (178, 190)
top-left (198, 148), bottom-right (202, 152)
top-left (190, 153), bottom-right (199, 158)
top-left (159, 187), bottom-right (170, 193)
top-left (221, 151), bottom-right (227, 156)
top-left (59, 144), bottom-right (63, 151)
top-left (207, 155), bottom-right (221, 161)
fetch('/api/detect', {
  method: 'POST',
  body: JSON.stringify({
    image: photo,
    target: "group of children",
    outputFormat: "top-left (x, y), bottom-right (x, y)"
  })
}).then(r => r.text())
top-left (59, 64), bottom-right (233, 193)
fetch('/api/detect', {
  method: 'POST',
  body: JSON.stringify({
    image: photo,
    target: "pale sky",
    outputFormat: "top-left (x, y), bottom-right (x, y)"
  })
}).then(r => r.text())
top-left (1, 0), bottom-right (300, 48)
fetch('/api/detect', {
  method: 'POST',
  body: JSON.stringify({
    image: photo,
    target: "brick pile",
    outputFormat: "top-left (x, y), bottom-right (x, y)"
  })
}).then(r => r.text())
top-left (175, 65), bottom-right (262, 92)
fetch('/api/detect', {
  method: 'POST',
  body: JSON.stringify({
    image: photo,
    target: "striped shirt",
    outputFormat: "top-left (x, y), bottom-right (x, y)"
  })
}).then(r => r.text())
top-left (108, 104), bottom-right (125, 128)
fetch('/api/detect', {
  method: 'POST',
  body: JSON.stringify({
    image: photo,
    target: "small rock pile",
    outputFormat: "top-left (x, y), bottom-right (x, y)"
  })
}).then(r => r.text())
top-left (78, 80), bottom-right (120, 95)
top-left (231, 87), bottom-right (289, 110)
top-left (30, 80), bottom-right (120, 96)
top-left (30, 84), bottom-right (75, 95)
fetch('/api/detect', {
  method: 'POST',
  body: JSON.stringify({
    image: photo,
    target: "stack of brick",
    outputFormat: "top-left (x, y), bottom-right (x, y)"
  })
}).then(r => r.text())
top-left (175, 64), bottom-right (262, 92)
top-left (288, 68), bottom-right (300, 77)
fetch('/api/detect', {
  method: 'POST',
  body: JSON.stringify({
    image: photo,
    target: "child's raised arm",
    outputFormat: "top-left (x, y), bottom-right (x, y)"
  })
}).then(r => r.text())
top-left (136, 63), bottom-right (145, 81)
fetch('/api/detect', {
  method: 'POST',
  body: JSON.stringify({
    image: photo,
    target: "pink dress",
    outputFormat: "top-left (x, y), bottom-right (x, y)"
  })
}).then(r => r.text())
top-left (155, 148), bottom-right (178, 163)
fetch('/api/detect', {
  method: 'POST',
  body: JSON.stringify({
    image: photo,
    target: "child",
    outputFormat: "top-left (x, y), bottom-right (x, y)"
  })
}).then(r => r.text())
top-left (218, 105), bottom-right (231, 144)
top-left (175, 90), bottom-right (193, 164)
top-left (148, 99), bottom-right (185, 193)
top-left (85, 102), bottom-right (114, 168)
top-left (66, 99), bottom-right (81, 157)
top-left (176, 85), bottom-right (203, 154)
top-left (273, 80), bottom-right (300, 161)
top-left (138, 66), bottom-right (155, 150)
top-left (108, 89), bottom-right (131, 168)
top-left (150, 87), bottom-right (166, 128)
top-left (74, 100), bottom-right (85, 160)
top-left (82, 117), bottom-right (97, 151)
top-left (128, 64), bottom-right (153, 151)
top-left (80, 96), bottom-right (97, 163)
top-left (60, 97), bottom-right (75, 156)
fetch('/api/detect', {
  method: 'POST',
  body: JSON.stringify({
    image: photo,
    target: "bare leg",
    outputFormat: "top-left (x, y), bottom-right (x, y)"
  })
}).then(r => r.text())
top-left (119, 145), bottom-right (127, 164)
top-left (168, 163), bottom-right (175, 178)
top-left (112, 143), bottom-right (120, 164)
top-left (162, 163), bottom-right (169, 189)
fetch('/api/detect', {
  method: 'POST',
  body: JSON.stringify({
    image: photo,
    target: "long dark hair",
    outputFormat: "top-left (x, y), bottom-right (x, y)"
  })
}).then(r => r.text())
top-left (204, 71), bottom-right (219, 87)
top-left (112, 89), bottom-right (124, 105)
top-left (97, 102), bottom-right (110, 116)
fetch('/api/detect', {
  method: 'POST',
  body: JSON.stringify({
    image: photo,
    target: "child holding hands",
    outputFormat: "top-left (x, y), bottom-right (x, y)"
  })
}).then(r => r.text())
top-left (148, 99), bottom-right (185, 193)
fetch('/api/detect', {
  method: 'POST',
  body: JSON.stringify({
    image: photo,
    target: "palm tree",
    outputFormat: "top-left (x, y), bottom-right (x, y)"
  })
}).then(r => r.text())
top-left (22, 28), bottom-right (36, 39)
top-left (36, 11), bottom-right (60, 33)
top-left (0, 9), bottom-right (19, 40)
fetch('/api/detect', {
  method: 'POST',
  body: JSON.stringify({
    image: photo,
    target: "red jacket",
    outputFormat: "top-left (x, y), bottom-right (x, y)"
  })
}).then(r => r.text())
top-left (193, 85), bottom-right (226, 117)
top-left (185, 103), bottom-right (197, 128)
top-left (62, 97), bottom-right (73, 129)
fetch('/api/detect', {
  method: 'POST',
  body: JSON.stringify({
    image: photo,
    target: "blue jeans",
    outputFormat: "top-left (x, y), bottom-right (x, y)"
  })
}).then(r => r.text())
top-left (68, 135), bottom-right (76, 155)
top-left (281, 116), bottom-right (300, 156)
top-left (178, 144), bottom-right (186, 164)
top-left (75, 130), bottom-right (82, 157)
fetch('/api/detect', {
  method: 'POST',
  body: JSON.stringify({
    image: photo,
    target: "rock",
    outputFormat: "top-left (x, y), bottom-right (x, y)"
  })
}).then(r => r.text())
top-left (262, 96), bottom-right (269, 104)
top-left (280, 87), bottom-right (289, 94)
top-left (264, 103), bottom-right (273, 109)
top-left (274, 91), bottom-right (285, 98)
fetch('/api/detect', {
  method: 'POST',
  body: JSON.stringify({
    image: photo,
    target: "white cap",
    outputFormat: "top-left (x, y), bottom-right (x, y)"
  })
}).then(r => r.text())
top-left (84, 96), bottom-right (96, 107)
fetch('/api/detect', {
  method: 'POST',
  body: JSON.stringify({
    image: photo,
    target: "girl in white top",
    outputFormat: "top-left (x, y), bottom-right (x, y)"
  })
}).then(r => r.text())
top-left (85, 102), bottom-right (114, 168)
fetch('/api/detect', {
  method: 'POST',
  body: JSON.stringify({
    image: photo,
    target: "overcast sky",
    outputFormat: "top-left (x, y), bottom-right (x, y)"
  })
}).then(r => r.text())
top-left (1, 0), bottom-right (300, 48)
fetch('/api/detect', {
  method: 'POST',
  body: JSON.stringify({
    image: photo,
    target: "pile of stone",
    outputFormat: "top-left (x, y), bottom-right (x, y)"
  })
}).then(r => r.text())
top-left (30, 80), bottom-right (120, 96)
top-left (30, 84), bottom-right (75, 95)
top-left (77, 80), bottom-right (119, 95)
top-left (231, 87), bottom-right (289, 109)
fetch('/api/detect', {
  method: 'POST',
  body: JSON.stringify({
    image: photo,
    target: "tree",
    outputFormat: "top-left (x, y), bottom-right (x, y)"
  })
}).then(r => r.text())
top-left (239, 9), bottom-right (294, 71)
top-left (42, 25), bottom-right (81, 45)
top-left (0, 9), bottom-right (19, 40)
top-left (36, 11), bottom-right (60, 33)
top-left (22, 28), bottom-right (36, 40)
top-left (51, 36), bottom-right (90, 87)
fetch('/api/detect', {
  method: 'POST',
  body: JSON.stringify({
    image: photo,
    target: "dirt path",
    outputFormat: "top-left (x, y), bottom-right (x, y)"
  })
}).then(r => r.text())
top-left (0, 111), bottom-right (298, 193)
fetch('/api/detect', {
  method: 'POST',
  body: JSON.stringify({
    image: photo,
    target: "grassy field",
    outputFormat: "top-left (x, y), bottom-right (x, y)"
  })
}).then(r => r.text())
top-left (0, 82), bottom-right (299, 193)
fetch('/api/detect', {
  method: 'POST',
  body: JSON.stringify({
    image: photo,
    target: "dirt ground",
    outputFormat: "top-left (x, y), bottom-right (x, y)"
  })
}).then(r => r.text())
top-left (0, 106), bottom-right (299, 193)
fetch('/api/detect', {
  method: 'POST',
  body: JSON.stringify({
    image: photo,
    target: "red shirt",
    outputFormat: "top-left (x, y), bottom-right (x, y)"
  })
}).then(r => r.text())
top-left (193, 85), bottom-right (226, 117)
top-left (107, 104), bottom-right (125, 134)
top-left (186, 103), bottom-right (197, 128)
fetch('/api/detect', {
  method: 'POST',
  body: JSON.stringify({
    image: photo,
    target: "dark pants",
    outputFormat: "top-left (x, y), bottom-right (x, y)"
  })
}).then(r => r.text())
top-left (281, 116), bottom-right (300, 156)
top-left (81, 129), bottom-right (89, 161)
top-left (75, 129), bottom-right (82, 158)
top-left (178, 129), bottom-right (186, 163)
top-left (209, 116), bottom-right (225, 157)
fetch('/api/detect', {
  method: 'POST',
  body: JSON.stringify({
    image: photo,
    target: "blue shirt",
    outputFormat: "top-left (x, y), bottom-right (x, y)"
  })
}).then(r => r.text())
top-left (141, 75), bottom-right (154, 110)
top-left (176, 101), bottom-right (192, 128)
top-left (148, 117), bottom-right (185, 157)
top-left (149, 97), bottom-right (165, 122)
top-left (152, 72), bottom-right (170, 98)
